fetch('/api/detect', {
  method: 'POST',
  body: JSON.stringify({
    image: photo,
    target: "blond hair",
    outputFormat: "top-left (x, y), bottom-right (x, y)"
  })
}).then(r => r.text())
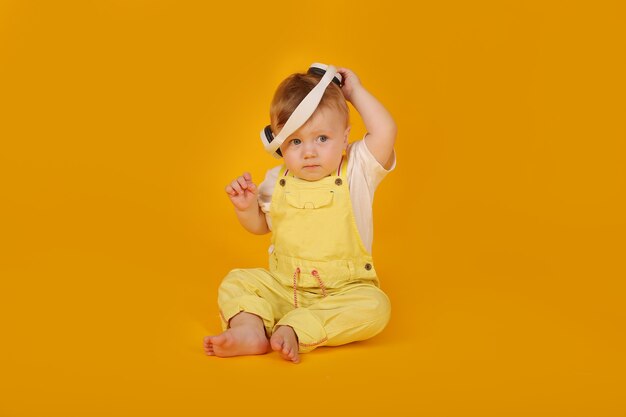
top-left (269, 72), bottom-right (349, 134)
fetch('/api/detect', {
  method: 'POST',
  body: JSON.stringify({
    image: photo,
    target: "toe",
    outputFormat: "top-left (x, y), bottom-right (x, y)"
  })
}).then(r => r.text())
top-left (270, 337), bottom-right (284, 352)
top-left (290, 347), bottom-right (300, 363)
top-left (211, 333), bottom-right (228, 346)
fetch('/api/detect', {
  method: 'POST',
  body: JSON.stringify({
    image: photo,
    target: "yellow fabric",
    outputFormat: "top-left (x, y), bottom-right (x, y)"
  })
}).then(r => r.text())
top-left (218, 157), bottom-right (391, 352)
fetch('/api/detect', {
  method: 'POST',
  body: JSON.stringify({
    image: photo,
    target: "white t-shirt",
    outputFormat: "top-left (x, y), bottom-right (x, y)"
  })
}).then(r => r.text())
top-left (257, 136), bottom-right (396, 253)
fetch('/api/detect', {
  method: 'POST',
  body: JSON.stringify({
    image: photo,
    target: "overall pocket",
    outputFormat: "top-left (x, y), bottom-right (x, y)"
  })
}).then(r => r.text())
top-left (285, 189), bottom-right (334, 209)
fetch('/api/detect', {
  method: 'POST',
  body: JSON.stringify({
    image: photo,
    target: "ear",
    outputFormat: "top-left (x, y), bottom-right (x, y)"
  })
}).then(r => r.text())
top-left (343, 125), bottom-right (351, 148)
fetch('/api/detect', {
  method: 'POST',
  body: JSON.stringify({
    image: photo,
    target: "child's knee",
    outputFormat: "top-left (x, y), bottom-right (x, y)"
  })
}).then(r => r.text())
top-left (345, 286), bottom-right (391, 338)
top-left (217, 269), bottom-right (244, 298)
top-left (218, 268), bottom-right (265, 295)
top-left (219, 268), bottom-right (245, 287)
top-left (364, 289), bottom-right (391, 335)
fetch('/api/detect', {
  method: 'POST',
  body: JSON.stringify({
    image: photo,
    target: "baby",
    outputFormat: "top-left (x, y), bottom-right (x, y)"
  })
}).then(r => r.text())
top-left (203, 63), bottom-right (397, 363)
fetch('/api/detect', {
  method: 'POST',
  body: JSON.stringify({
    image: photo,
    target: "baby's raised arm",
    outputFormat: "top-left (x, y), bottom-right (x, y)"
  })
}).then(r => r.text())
top-left (336, 67), bottom-right (397, 170)
top-left (225, 172), bottom-right (269, 235)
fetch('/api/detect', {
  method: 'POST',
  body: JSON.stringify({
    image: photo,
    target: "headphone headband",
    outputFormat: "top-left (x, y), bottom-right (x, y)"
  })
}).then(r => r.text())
top-left (260, 63), bottom-right (341, 158)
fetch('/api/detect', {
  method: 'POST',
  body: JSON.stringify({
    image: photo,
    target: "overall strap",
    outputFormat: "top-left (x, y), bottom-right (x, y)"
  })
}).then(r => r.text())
top-left (277, 164), bottom-right (290, 178)
top-left (338, 155), bottom-right (348, 178)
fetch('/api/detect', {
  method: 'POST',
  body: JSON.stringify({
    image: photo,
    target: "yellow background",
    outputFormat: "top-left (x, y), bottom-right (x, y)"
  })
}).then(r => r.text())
top-left (1, 0), bottom-right (625, 416)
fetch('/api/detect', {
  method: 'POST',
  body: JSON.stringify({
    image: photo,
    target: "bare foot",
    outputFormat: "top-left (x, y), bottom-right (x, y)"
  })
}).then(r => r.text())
top-left (203, 312), bottom-right (269, 358)
top-left (270, 326), bottom-right (300, 364)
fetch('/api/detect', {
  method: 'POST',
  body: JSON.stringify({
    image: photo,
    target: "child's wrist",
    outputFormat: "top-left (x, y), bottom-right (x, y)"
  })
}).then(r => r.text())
top-left (234, 203), bottom-right (260, 215)
top-left (351, 83), bottom-right (366, 96)
top-left (346, 84), bottom-right (367, 106)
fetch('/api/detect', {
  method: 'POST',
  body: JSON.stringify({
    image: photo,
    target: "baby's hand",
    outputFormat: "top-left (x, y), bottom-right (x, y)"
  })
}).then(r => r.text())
top-left (225, 172), bottom-right (259, 212)
top-left (336, 67), bottom-right (362, 102)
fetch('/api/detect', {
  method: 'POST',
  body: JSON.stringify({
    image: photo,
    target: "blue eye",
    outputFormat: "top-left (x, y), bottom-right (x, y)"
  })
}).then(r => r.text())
top-left (318, 135), bottom-right (328, 142)
top-left (291, 138), bottom-right (301, 145)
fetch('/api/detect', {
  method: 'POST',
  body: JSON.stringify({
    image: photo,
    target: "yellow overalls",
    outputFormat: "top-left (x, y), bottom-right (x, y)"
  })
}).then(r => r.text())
top-left (218, 157), bottom-right (391, 353)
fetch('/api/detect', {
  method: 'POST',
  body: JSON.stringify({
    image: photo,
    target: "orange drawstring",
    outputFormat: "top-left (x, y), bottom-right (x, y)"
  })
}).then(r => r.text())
top-left (311, 269), bottom-right (327, 297)
top-left (292, 268), bottom-right (327, 308)
top-left (292, 267), bottom-right (301, 308)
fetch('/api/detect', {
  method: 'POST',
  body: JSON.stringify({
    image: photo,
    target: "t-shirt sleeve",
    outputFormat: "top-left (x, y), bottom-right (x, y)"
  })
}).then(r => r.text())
top-left (257, 165), bottom-right (281, 230)
top-left (348, 133), bottom-right (397, 192)
top-left (345, 134), bottom-right (396, 253)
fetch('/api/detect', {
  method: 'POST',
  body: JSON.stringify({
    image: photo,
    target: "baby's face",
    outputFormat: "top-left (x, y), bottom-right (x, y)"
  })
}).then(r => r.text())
top-left (279, 106), bottom-right (350, 181)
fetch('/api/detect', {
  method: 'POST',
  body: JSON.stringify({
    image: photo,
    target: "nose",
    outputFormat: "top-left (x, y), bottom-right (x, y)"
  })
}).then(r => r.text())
top-left (302, 141), bottom-right (317, 158)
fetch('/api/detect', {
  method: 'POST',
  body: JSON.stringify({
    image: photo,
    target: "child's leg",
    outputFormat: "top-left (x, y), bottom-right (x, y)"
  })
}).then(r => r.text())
top-left (274, 283), bottom-right (391, 353)
top-left (203, 312), bottom-right (269, 357)
top-left (269, 325), bottom-right (301, 364)
top-left (217, 268), bottom-right (278, 335)
top-left (204, 268), bottom-right (293, 358)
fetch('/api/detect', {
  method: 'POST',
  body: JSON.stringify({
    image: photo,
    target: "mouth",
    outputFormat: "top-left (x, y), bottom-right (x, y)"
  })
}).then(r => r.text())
top-left (302, 165), bottom-right (320, 169)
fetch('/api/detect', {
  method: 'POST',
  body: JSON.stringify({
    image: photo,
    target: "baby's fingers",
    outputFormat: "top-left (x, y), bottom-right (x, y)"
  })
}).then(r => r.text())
top-left (237, 174), bottom-right (256, 191)
top-left (226, 179), bottom-right (256, 196)
top-left (237, 176), bottom-right (247, 189)
top-left (337, 67), bottom-right (360, 83)
top-left (242, 172), bottom-right (257, 190)
top-left (227, 178), bottom-right (245, 194)
top-left (226, 172), bottom-right (257, 196)
top-left (225, 184), bottom-right (238, 196)
top-left (336, 67), bottom-right (352, 77)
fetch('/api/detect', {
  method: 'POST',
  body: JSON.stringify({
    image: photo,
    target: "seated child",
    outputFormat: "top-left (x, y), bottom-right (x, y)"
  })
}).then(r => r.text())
top-left (203, 63), bottom-right (397, 363)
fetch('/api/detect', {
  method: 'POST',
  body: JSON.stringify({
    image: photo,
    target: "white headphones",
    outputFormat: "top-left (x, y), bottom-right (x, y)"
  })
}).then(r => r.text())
top-left (260, 63), bottom-right (343, 158)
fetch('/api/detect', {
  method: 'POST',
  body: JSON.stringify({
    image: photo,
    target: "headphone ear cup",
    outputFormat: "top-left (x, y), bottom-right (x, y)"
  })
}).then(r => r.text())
top-left (263, 125), bottom-right (274, 142)
top-left (263, 125), bottom-right (282, 157)
top-left (307, 63), bottom-right (343, 87)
